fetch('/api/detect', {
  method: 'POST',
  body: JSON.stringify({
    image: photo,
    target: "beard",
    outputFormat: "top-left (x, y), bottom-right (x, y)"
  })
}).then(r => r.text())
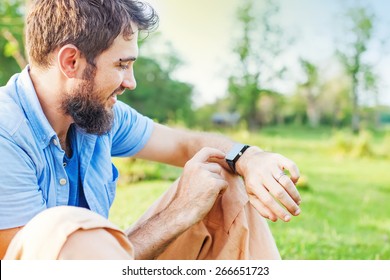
top-left (60, 64), bottom-right (114, 135)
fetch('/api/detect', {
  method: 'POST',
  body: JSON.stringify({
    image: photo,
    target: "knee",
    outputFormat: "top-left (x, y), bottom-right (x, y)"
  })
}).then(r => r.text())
top-left (6, 206), bottom-right (134, 259)
top-left (59, 228), bottom-right (133, 260)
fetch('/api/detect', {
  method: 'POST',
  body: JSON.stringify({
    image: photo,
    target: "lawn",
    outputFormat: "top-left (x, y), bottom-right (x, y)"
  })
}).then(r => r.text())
top-left (109, 126), bottom-right (390, 259)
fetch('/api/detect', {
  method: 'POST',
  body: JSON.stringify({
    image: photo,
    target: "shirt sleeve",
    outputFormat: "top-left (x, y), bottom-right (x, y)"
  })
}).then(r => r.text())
top-left (110, 101), bottom-right (154, 157)
top-left (0, 133), bottom-right (46, 229)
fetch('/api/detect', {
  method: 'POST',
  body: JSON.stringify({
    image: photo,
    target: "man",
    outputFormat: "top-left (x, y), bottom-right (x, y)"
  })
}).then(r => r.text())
top-left (0, 0), bottom-right (301, 260)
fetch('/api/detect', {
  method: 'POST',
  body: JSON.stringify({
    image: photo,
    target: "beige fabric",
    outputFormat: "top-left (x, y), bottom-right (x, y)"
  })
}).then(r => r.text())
top-left (5, 171), bottom-right (280, 260)
top-left (4, 206), bottom-right (134, 260)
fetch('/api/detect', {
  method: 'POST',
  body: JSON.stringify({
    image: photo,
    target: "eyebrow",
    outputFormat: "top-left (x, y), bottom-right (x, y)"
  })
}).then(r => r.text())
top-left (119, 57), bottom-right (137, 63)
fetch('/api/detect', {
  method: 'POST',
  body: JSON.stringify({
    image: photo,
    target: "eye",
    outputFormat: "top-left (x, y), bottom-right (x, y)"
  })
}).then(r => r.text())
top-left (119, 63), bottom-right (130, 70)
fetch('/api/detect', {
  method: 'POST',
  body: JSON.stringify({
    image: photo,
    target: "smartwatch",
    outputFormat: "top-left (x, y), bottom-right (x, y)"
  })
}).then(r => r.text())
top-left (225, 143), bottom-right (250, 174)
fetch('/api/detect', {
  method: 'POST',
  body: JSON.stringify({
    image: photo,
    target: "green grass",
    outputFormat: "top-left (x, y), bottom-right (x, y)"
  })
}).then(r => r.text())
top-left (109, 126), bottom-right (390, 259)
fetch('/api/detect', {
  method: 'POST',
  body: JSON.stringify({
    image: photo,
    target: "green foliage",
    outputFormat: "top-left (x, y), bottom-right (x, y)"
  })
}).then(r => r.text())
top-left (378, 132), bottom-right (390, 158)
top-left (4, 40), bottom-right (18, 57)
top-left (0, 0), bottom-right (25, 30)
top-left (0, 0), bottom-right (26, 84)
top-left (0, 41), bottom-right (20, 84)
top-left (331, 131), bottom-right (355, 156)
top-left (350, 130), bottom-right (374, 158)
top-left (331, 129), bottom-right (379, 158)
top-left (330, 127), bottom-right (390, 159)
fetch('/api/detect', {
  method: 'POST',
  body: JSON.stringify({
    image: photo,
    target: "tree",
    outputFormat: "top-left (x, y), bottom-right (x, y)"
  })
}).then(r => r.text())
top-left (296, 59), bottom-right (322, 127)
top-left (336, 5), bottom-right (378, 133)
top-left (0, 0), bottom-right (27, 84)
top-left (228, 0), bottom-right (291, 130)
top-left (257, 90), bottom-right (285, 126)
top-left (319, 75), bottom-right (352, 127)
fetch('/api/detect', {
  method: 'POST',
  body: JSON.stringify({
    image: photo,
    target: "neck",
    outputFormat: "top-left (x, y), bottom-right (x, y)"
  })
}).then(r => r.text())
top-left (61, 125), bottom-right (73, 158)
top-left (29, 66), bottom-right (74, 149)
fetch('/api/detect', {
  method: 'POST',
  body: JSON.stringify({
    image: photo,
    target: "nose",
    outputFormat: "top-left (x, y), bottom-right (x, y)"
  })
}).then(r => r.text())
top-left (121, 68), bottom-right (137, 90)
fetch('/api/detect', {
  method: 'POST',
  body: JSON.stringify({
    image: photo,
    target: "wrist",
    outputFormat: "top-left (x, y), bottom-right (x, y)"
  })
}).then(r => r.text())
top-left (225, 143), bottom-right (251, 174)
top-left (235, 146), bottom-right (263, 176)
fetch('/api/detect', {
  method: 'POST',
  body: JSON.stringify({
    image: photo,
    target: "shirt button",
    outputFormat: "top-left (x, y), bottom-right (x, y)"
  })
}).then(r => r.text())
top-left (63, 162), bottom-right (67, 167)
top-left (52, 139), bottom-right (58, 146)
top-left (59, 178), bottom-right (67, 185)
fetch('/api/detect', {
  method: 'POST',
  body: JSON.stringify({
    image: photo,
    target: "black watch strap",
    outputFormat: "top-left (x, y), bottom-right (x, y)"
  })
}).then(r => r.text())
top-left (225, 143), bottom-right (250, 174)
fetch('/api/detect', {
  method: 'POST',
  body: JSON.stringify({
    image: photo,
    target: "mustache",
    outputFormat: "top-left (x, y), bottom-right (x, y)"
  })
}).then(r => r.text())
top-left (111, 86), bottom-right (126, 96)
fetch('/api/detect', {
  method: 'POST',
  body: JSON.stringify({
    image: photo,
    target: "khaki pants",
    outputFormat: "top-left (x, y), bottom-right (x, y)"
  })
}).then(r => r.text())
top-left (4, 171), bottom-right (280, 260)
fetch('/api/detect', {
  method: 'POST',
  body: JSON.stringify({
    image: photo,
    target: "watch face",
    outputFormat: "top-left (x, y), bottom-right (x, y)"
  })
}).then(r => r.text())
top-left (225, 143), bottom-right (246, 161)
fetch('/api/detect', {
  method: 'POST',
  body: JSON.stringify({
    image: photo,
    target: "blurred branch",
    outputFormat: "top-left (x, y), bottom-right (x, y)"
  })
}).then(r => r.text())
top-left (1, 28), bottom-right (27, 69)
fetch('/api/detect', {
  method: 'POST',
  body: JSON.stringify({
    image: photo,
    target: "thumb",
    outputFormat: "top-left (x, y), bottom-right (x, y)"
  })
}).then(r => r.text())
top-left (191, 147), bottom-right (226, 163)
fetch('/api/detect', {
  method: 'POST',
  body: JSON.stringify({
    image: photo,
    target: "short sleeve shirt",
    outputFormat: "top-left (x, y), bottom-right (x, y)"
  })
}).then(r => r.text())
top-left (0, 66), bottom-right (154, 229)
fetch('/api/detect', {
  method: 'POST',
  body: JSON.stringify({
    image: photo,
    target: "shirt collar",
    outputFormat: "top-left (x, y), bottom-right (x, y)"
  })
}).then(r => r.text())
top-left (16, 66), bottom-right (56, 148)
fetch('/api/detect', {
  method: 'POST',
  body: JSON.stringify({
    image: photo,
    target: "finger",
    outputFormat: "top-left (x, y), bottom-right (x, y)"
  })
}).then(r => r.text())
top-left (247, 182), bottom-right (291, 222)
top-left (273, 170), bottom-right (302, 206)
top-left (204, 162), bottom-right (224, 174)
top-left (200, 167), bottom-right (227, 186)
top-left (191, 147), bottom-right (226, 163)
top-left (217, 178), bottom-right (229, 194)
top-left (277, 172), bottom-right (302, 206)
top-left (278, 157), bottom-right (300, 184)
top-left (265, 173), bottom-right (300, 216)
top-left (208, 171), bottom-right (225, 181)
top-left (207, 176), bottom-right (229, 196)
top-left (249, 194), bottom-right (278, 222)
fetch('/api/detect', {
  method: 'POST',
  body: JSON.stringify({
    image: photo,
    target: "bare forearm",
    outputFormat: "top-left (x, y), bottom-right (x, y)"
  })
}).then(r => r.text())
top-left (186, 131), bottom-right (234, 158)
top-left (126, 202), bottom-right (194, 260)
top-left (136, 123), bottom-right (238, 169)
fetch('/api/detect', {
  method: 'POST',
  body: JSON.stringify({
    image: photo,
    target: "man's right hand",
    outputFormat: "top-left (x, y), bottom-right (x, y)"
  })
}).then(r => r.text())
top-left (127, 147), bottom-right (229, 259)
top-left (172, 147), bottom-right (228, 226)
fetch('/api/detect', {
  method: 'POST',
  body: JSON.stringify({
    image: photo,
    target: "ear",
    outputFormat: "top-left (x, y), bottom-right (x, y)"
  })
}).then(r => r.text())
top-left (57, 44), bottom-right (85, 79)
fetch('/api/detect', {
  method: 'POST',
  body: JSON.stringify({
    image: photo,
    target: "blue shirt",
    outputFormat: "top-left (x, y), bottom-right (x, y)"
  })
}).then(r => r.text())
top-left (64, 124), bottom-right (89, 208)
top-left (0, 67), bottom-right (154, 229)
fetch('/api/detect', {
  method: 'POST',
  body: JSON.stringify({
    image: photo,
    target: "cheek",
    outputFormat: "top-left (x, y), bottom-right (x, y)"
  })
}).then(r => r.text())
top-left (95, 73), bottom-right (123, 95)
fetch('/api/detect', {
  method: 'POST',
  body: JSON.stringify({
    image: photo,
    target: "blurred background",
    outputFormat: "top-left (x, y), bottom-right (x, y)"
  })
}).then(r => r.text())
top-left (1, 0), bottom-right (389, 259)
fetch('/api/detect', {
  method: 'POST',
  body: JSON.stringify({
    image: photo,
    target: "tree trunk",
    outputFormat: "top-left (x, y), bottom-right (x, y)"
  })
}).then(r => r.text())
top-left (306, 93), bottom-right (320, 127)
top-left (351, 73), bottom-right (360, 134)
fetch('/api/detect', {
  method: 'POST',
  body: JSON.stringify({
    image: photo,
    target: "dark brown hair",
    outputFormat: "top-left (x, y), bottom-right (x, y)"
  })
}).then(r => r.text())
top-left (26, 0), bottom-right (159, 67)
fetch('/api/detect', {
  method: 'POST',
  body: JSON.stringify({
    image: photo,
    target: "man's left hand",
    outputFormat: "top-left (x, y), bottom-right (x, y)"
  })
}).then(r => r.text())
top-left (236, 146), bottom-right (301, 222)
